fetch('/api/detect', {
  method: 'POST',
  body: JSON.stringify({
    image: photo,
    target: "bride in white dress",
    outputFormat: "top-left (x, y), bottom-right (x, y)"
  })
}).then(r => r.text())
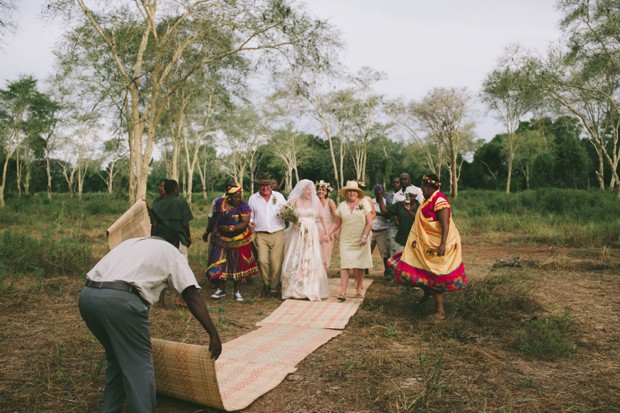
top-left (281, 179), bottom-right (331, 301)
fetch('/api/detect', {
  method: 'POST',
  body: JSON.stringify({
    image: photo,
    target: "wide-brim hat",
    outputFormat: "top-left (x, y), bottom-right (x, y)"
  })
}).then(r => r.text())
top-left (339, 180), bottom-right (365, 197)
top-left (253, 172), bottom-right (273, 185)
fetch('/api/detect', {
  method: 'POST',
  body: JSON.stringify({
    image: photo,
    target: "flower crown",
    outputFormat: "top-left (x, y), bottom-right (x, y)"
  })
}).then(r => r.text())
top-left (422, 175), bottom-right (441, 187)
top-left (315, 180), bottom-right (333, 193)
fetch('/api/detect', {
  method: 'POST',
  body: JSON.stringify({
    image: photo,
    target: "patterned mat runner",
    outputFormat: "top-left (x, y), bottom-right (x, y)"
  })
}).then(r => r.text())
top-left (152, 278), bottom-right (373, 411)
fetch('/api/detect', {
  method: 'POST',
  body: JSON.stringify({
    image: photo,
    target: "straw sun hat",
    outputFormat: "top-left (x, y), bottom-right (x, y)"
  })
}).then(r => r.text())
top-left (338, 180), bottom-right (365, 198)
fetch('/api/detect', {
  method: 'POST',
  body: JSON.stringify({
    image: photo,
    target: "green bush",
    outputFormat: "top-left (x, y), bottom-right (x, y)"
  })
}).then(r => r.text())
top-left (454, 189), bottom-right (620, 247)
top-left (82, 195), bottom-right (128, 215)
top-left (0, 229), bottom-right (92, 277)
top-left (517, 308), bottom-right (576, 360)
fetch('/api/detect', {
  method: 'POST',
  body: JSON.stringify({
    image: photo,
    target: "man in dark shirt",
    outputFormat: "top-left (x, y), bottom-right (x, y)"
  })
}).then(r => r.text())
top-left (376, 188), bottom-right (418, 254)
top-left (151, 179), bottom-right (193, 257)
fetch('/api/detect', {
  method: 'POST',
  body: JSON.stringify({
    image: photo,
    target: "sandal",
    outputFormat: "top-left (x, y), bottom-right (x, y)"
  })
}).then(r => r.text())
top-left (356, 288), bottom-right (363, 298)
top-left (337, 294), bottom-right (346, 302)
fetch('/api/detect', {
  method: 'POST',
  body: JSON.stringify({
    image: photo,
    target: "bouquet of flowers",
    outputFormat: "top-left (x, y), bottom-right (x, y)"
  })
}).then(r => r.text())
top-left (279, 204), bottom-right (299, 223)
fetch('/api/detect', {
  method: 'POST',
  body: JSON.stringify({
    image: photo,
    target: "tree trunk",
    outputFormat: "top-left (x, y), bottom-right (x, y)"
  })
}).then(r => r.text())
top-left (505, 155), bottom-right (513, 194)
top-left (15, 150), bottom-right (22, 198)
top-left (46, 155), bottom-right (52, 199)
top-left (0, 156), bottom-right (10, 208)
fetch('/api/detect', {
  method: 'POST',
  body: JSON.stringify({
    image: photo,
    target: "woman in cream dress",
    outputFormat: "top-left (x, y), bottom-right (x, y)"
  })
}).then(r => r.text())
top-left (281, 180), bottom-right (331, 301)
top-left (329, 180), bottom-right (373, 301)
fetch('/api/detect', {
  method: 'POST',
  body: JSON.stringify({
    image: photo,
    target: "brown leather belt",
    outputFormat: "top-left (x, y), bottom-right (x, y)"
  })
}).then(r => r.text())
top-left (85, 280), bottom-right (141, 297)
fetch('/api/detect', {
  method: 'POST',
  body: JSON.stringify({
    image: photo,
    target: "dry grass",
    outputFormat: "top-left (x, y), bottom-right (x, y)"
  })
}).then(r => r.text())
top-left (1, 234), bottom-right (620, 412)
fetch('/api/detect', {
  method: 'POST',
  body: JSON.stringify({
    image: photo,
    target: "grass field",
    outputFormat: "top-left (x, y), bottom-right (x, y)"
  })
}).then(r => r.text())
top-left (0, 189), bottom-right (619, 412)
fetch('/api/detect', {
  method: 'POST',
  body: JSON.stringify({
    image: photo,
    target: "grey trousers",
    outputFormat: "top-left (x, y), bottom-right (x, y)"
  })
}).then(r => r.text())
top-left (78, 287), bottom-right (154, 413)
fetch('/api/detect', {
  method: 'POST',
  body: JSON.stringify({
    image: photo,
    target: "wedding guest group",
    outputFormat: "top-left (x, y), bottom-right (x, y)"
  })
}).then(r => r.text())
top-left (145, 172), bottom-right (466, 319)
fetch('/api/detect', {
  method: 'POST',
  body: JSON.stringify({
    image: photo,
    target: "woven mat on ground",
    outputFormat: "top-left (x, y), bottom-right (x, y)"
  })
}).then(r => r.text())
top-left (153, 278), bottom-right (371, 411)
top-left (257, 299), bottom-right (361, 330)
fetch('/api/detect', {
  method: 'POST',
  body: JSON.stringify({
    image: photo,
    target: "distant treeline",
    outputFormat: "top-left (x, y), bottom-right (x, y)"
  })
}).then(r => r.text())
top-left (0, 115), bottom-right (615, 199)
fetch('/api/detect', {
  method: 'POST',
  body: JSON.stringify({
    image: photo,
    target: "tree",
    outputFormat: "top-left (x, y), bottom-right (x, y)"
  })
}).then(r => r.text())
top-left (0, 76), bottom-right (58, 208)
top-left (97, 137), bottom-right (128, 194)
top-left (263, 88), bottom-right (310, 193)
top-left (387, 98), bottom-right (445, 176)
top-left (196, 144), bottom-right (221, 200)
top-left (529, 0), bottom-right (620, 195)
top-left (61, 115), bottom-right (99, 200)
top-left (513, 128), bottom-right (549, 189)
top-left (346, 67), bottom-right (386, 181)
top-left (411, 87), bottom-right (476, 199)
top-left (481, 45), bottom-right (540, 193)
top-left (217, 104), bottom-right (265, 191)
top-left (298, 74), bottom-right (346, 191)
top-left (180, 63), bottom-right (245, 203)
top-left (47, 0), bottom-right (340, 203)
top-left (0, 0), bottom-right (17, 45)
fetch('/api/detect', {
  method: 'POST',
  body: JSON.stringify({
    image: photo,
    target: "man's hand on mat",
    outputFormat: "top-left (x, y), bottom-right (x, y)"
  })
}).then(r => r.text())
top-left (209, 334), bottom-right (222, 359)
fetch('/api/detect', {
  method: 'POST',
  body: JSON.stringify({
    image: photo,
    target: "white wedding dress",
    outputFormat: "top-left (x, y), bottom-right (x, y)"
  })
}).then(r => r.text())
top-left (281, 204), bottom-right (330, 301)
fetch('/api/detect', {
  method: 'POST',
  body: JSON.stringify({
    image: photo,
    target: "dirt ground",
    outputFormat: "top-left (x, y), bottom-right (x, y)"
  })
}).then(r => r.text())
top-left (1, 238), bottom-right (619, 412)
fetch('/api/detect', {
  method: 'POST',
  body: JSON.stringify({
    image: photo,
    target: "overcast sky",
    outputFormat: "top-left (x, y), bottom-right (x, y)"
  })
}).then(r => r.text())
top-left (0, 0), bottom-right (563, 140)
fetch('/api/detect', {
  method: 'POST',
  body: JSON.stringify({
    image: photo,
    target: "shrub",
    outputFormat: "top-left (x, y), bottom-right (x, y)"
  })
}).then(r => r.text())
top-left (516, 308), bottom-right (576, 360)
top-left (0, 229), bottom-right (92, 277)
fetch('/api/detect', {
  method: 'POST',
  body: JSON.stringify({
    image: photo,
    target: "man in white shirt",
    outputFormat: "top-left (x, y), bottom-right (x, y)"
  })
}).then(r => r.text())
top-left (247, 172), bottom-right (287, 297)
top-left (392, 172), bottom-right (424, 205)
top-left (78, 225), bottom-right (222, 413)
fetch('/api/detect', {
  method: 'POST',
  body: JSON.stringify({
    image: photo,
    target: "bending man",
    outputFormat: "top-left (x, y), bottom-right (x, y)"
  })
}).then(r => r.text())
top-left (78, 225), bottom-right (221, 413)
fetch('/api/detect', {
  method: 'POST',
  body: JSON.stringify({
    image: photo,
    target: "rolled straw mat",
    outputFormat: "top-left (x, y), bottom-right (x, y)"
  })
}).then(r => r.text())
top-left (153, 325), bottom-right (340, 411)
top-left (106, 200), bottom-right (150, 250)
top-left (152, 278), bottom-right (370, 410)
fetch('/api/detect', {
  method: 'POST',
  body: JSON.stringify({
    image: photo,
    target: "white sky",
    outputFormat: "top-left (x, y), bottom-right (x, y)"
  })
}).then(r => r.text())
top-left (0, 0), bottom-right (563, 140)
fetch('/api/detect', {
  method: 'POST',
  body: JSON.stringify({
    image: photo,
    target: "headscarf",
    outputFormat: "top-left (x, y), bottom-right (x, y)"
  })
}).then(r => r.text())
top-left (226, 184), bottom-right (242, 196)
top-left (422, 175), bottom-right (442, 188)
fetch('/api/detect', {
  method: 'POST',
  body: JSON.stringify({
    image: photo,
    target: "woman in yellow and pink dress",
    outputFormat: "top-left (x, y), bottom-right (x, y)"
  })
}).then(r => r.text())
top-left (389, 174), bottom-right (467, 319)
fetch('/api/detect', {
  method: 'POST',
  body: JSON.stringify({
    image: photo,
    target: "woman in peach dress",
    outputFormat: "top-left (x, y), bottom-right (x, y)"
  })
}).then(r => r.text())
top-left (316, 180), bottom-right (337, 273)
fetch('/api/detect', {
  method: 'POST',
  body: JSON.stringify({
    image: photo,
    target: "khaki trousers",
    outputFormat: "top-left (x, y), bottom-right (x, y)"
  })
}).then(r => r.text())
top-left (371, 229), bottom-right (390, 258)
top-left (254, 230), bottom-right (285, 293)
